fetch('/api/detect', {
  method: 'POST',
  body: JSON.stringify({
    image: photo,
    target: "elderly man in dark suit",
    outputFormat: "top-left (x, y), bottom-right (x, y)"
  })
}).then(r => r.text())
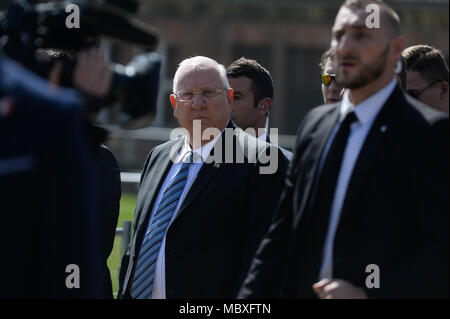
top-left (240, 0), bottom-right (448, 299)
top-left (118, 56), bottom-right (287, 299)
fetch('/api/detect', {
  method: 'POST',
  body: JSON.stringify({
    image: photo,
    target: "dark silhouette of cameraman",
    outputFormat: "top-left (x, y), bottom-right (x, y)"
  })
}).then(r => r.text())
top-left (0, 45), bottom-right (120, 298)
top-left (37, 47), bottom-right (122, 299)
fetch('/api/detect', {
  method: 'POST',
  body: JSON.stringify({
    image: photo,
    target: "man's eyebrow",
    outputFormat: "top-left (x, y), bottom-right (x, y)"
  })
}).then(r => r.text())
top-left (351, 25), bottom-right (373, 31)
top-left (332, 24), bottom-right (369, 33)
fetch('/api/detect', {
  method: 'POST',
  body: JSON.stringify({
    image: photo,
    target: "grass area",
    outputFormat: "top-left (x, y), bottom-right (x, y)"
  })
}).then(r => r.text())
top-left (107, 192), bottom-right (137, 298)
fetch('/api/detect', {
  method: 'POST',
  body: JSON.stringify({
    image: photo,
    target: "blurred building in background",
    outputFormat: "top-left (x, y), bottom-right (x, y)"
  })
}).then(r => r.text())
top-left (132, 0), bottom-right (449, 134)
top-left (1, 0), bottom-right (448, 171)
top-left (109, 0), bottom-right (449, 171)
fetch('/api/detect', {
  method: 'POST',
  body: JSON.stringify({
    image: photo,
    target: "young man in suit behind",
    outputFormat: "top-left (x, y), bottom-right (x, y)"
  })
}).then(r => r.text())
top-left (226, 57), bottom-right (293, 160)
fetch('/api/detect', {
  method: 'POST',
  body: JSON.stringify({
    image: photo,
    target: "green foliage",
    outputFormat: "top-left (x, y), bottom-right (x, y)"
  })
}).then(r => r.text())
top-left (107, 192), bottom-right (137, 298)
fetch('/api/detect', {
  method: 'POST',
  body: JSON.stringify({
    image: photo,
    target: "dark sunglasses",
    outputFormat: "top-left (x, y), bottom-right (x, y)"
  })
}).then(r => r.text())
top-left (322, 73), bottom-right (336, 86)
top-left (407, 80), bottom-right (442, 99)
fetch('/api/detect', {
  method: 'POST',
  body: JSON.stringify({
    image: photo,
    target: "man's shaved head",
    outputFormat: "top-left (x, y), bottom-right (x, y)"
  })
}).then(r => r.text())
top-left (342, 0), bottom-right (401, 39)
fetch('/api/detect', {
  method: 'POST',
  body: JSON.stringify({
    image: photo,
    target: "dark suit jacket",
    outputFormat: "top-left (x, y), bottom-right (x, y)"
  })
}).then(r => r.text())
top-left (266, 135), bottom-right (293, 161)
top-left (118, 121), bottom-right (288, 298)
top-left (96, 144), bottom-right (121, 298)
top-left (239, 85), bottom-right (449, 299)
top-left (86, 123), bottom-right (122, 299)
top-left (0, 53), bottom-right (104, 298)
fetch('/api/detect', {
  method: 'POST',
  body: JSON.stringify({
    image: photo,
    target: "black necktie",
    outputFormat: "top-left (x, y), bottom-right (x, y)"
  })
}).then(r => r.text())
top-left (307, 111), bottom-right (358, 279)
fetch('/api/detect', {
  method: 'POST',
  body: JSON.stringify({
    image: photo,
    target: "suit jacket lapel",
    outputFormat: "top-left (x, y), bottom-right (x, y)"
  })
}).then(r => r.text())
top-left (175, 121), bottom-right (234, 220)
top-left (294, 106), bottom-right (341, 229)
top-left (135, 139), bottom-right (184, 235)
top-left (339, 86), bottom-right (405, 222)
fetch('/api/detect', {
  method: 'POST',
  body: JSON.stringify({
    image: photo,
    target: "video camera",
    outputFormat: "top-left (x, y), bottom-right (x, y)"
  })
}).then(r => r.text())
top-left (0, 0), bottom-right (162, 129)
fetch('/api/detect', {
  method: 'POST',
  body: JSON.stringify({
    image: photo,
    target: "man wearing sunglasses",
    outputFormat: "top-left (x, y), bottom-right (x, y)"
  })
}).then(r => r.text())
top-left (320, 48), bottom-right (345, 104)
top-left (402, 45), bottom-right (449, 115)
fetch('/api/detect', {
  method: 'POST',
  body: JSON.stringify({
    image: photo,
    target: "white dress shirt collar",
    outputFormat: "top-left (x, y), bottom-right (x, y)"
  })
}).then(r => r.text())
top-left (176, 120), bottom-right (229, 164)
top-left (258, 131), bottom-right (268, 142)
top-left (340, 78), bottom-right (398, 125)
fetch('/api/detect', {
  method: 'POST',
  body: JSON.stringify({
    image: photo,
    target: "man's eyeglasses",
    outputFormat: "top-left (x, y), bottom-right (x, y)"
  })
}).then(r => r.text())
top-left (407, 80), bottom-right (442, 99)
top-left (176, 88), bottom-right (227, 101)
top-left (322, 73), bottom-right (336, 86)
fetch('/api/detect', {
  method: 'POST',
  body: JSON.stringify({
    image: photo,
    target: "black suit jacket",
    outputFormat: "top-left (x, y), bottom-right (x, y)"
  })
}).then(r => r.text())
top-left (118, 121), bottom-right (288, 298)
top-left (95, 144), bottom-right (121, 298)
top-left (239, 85), bottom-right (449, 299)
top-left (0, 53), bottom-right (104, 298)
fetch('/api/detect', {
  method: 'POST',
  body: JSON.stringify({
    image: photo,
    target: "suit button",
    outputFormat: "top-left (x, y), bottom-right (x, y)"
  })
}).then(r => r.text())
top-left (168, 289), bottom-right (174, 295)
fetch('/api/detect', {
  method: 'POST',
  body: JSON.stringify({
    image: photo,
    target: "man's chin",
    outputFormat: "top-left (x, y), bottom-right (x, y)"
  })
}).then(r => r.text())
top-left (337, 74), bottom-right (367, 90)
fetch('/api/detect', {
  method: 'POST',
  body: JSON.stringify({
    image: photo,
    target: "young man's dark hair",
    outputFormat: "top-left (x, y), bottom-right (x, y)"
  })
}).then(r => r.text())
top-left (397, 55), bottom-right (407, 90)
top-left (402, 45), bottom-right (449, 84)
top-left (402, 44), bottom-right (449, 114)
top-left (226, 57), bottom-right (273, 108)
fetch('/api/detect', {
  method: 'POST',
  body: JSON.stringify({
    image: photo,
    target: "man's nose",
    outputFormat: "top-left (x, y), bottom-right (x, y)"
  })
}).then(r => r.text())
top-left (191, 92), bottom-right (206, 109)
top-left (336, 33), bottom-right (354, 57)
top-left (330, 82), bottom-right (343, 94)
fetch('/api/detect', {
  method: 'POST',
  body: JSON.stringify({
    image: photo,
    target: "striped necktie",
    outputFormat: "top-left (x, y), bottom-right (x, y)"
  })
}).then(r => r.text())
top-left (131, 152), bottom-right (193, 299)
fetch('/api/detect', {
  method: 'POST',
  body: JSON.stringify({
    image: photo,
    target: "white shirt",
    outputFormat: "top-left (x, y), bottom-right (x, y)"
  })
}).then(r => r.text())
top-left (258, 132), bottom-right (268, 142)
top-left (149, 130), bottom-right (223, 299)
top-left (318, 79), bottom-right (397, 280)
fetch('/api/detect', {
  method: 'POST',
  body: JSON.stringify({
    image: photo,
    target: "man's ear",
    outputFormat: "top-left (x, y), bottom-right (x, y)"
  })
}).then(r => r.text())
top-left (170, 94), bottom-right (177, 112)
top-left (259, 98), bottom-right (272, 114)
top-left (228, 88), bottom-right (234, 102)
top-left (390, 36), bottom-right (405, 64)
top-left (227, 88), bottom-right (234, 112)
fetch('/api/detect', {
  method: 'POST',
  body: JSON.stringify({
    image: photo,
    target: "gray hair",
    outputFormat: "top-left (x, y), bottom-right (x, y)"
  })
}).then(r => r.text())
top-left (172, 56), bottom-right (230, 93)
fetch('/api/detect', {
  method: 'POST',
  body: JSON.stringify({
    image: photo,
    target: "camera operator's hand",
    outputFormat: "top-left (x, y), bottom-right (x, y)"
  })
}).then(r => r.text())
top-left (73, 48), bottom-right (112, 98)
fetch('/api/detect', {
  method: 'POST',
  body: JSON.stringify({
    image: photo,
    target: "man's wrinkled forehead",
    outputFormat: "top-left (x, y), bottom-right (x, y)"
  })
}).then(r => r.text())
top-left (333, 6), bottom-right (369, 32)
top-left (178, 62), bottom-right (217, 76)
top-left (177, 64), bottom-right (222, 88)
